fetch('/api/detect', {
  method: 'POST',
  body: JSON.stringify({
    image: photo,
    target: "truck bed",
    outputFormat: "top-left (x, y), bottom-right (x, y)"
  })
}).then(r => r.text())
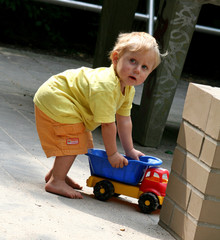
top-left (86, 149), bottom-right (162, 185)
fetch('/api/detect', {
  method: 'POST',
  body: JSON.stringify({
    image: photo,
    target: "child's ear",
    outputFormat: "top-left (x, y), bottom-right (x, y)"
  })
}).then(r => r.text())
top-left (112, 51), bottom-right (119, 67)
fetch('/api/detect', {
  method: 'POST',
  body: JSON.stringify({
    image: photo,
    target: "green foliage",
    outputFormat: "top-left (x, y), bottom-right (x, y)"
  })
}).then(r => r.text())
top-left (0, 0), bottom-right (27, 11)
top-left (0, 0), bottom-right (99, 55)
top-left (0, 0), bottom-right (65, 37)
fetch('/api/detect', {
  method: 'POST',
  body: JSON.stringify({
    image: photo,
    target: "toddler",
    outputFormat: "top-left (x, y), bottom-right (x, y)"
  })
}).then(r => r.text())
top-left (34, 32), bottom-right (162, 199)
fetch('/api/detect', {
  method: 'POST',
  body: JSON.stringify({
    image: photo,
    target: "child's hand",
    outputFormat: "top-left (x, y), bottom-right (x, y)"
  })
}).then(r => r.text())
top-left (108, 152), bottom-right (128, 168)
top-left (125, 148), bottom-right (145, 160)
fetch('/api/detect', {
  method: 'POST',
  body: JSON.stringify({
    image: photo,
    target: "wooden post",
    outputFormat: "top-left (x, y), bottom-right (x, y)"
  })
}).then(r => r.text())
top-left (93, 0), bottom-right (139, 68)
top-left (132, 0), bottom-right (203, 147)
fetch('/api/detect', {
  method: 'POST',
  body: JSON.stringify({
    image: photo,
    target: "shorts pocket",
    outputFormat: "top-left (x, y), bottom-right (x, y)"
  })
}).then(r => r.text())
top-left (53, 123), bottom-right (85, 136)
top-left (53, 123), bottom-right (87, 150)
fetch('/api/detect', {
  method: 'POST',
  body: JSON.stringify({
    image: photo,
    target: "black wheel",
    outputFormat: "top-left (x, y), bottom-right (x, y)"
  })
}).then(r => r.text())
top-left (138, 193), bottom-right (159, 214)
top-left (93, 180), bottom-right (115, 201)
top-left (113, 193), bottom-right (120, 197)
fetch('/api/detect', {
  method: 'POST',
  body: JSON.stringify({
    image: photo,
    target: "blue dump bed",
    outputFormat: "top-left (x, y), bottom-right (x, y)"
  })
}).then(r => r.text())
top-left (87, 149), bottom-right (163, 185)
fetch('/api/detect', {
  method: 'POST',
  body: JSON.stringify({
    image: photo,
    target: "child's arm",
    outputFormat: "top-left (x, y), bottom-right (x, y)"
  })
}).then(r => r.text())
top-left (101, 122), bottom-right (128, 168)
top-left (116, 114), bottom-right (144, 160)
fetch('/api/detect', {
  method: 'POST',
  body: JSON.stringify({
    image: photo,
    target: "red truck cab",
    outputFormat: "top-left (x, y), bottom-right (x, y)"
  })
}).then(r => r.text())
top-left (140, 167), bottom-right (169, 197)
top-left (138, 167), bottom-right (169, 213)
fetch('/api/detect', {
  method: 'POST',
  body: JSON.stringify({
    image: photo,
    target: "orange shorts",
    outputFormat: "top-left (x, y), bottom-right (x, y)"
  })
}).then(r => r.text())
top-left (35, 106), bottom-right (94, 158)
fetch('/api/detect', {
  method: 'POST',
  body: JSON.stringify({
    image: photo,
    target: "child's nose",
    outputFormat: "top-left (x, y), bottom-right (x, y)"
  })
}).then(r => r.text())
top-left (134, 66), bottom-right (141, 74)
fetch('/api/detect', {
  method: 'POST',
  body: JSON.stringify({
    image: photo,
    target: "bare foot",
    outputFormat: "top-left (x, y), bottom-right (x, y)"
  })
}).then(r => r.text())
top-left (45, 170), bottom-right (82, 190)
top-left (45, 179), bottom-right (83, 199)
top-left (65, 177), bottom-right (83, 190)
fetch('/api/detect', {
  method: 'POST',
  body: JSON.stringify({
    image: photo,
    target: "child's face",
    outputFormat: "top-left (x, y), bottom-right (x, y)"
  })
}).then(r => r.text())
top-left (113, 49), bottom-right (156, 90)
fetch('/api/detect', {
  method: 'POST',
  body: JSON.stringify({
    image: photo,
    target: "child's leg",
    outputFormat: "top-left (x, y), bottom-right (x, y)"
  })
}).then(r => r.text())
top-left (34, 106), bottom-right (94, 199)
top-left (45, 168), bottom-right (82, 190)
top-left (45, 155), bottom-right (83, 199)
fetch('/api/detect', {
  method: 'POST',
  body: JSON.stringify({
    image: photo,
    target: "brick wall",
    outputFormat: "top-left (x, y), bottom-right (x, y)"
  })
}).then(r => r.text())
top-left (159, 83), bottom-right (220, 240)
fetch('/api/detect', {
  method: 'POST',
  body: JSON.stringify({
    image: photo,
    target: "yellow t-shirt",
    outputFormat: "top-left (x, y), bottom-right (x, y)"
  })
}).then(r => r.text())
top-left (34, 65), bottom-right (135, 131)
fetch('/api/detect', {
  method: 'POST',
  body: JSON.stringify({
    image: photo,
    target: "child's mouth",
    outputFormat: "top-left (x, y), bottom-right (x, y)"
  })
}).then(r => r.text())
top-left (129, 76), bottom-right (136, 81)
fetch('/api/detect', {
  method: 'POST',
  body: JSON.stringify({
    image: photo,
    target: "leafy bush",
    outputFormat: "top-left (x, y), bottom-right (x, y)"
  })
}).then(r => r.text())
top-left (0, 0), bottom-right (100, 56)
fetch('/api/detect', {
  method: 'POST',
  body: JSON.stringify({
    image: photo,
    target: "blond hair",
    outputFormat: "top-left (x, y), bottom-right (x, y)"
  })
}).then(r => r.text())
top-left (109, 32), bottom-right (162, 69)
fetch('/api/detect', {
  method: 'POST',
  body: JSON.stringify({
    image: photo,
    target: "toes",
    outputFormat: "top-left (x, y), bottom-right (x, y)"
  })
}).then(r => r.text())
top-left (69, 191), bottom-right (83, 199)
top-left (66, 176), bottom-right (83, 190)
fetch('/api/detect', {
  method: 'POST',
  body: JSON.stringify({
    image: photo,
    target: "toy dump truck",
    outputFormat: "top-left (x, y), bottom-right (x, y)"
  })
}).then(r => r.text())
top-left (86, 149), bottom-right (169, 214)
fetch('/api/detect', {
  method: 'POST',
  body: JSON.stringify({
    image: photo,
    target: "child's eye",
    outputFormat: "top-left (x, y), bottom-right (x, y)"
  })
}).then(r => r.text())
top-left (142, 65), bottom-right (148, 70)
top-left (130, 58), bottom-right (136, 64)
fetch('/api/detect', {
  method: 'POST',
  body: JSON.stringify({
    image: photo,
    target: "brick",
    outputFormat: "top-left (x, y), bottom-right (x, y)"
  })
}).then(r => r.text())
top-left (182, 154), bottom-right (220, 198)
top-left (170, 206), bottom-right (186, 238)
top-left (170, 208), bottom-right (220, 240)
top-left (205, 95), bottom-right (220, 140)
top-left (166, 172), bottom-right (191, 210)
top-left (182, 154), bottom-right (209, 193)
top-left (183, 216), bottom-right (198, 240)
top-left (187, 190), bottom-right (203, 221)
top-left (206, 172), bottom-right (220, 198)
top-left (170, 206), bottom-right (199, 240)
top-left (159, 197), bottom-right (174, 226)
top-left (171, 146), bottom-right (186, 175)
top-left (200, 199), bottom-right (220, 225)
top-left (188, 190), bottom-right (220, 225)
top-left (182, 83), bottom-right (213, 131)
top-left (177, 121), bottom-right (204, 157)
top-left (183, 215), bottom-right (220, 240)
top-left (182, 83), bottom-right (220, 140)
top-left (200, 136), bottom-right (220, 169)
top-left (194, 225), bottom-right (220, 240)
top-left (162, 204), bottom-right (220, 240)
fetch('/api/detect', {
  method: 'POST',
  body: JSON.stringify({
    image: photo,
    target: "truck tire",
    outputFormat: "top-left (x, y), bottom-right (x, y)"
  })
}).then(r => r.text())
top-left (138, 192), bottom-right (159, 214)
top-left (113, 193), bottom-right (120, 197)
top-left (93, 180), bottom-right (115, 201)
